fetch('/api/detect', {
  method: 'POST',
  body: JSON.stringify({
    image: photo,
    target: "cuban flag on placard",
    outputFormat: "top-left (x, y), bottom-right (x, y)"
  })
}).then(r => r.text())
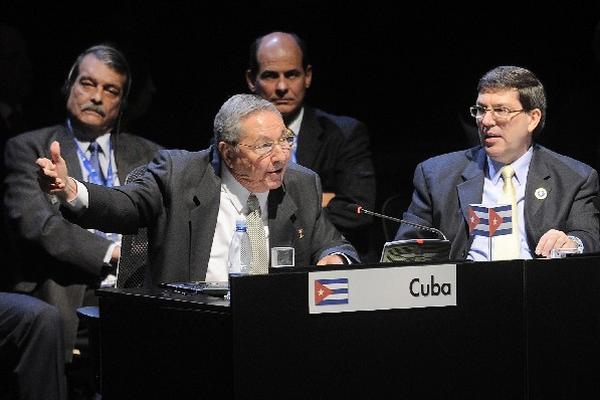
top-left (468, 204), bottom-right (513, 237)
top-left (315, 278), bottom-right (349, 305)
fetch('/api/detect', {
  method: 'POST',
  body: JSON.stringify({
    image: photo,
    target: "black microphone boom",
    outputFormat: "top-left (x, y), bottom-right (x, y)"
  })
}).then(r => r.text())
top-left (348, 203), bottom-right (447, 241)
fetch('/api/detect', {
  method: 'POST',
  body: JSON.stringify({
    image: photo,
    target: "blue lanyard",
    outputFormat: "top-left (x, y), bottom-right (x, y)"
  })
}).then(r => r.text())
top-left (68, 120), bottom-right (115, 187)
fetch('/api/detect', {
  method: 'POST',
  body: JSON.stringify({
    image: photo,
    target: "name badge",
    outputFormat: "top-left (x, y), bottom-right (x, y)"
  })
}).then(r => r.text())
top-left (308, 264), bottom-right (457, 314)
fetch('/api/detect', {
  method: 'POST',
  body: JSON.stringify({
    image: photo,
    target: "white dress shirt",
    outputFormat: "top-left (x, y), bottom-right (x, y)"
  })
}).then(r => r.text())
top-left (287, 107), bottom-right (304, 163)
top-left (205, 166), bottom-right (269, 282)
top-left (468, 147), bottom-right (533, 261)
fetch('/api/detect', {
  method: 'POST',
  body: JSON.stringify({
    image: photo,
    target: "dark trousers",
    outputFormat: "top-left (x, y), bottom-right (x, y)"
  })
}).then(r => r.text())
top-left (0, 292), bottom-right (67, 400)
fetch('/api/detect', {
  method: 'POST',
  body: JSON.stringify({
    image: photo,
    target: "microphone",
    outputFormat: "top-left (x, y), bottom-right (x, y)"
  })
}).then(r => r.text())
top-left (347, 204), bottom-right (448, 241)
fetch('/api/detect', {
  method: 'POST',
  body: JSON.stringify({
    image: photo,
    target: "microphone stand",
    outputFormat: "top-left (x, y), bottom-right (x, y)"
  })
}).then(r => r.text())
top-left (354, 205), bottom-right (448, 241)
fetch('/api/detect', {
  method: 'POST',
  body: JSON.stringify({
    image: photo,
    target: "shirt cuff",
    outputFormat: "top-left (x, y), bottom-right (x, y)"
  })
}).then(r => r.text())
top-left (567, 235), bottom-right (584, 253)
top-left (63, 179), bottom-right (89, 212)
top-left (332, 252), bottom-right (352, 265)
top-left (104, 242), bottom-right (119, 265)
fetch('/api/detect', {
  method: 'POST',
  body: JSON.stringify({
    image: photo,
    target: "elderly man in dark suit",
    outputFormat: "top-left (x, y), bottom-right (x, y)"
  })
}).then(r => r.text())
top-left (396, 66), bottom-right (599, 260)
top-left (36, 94), bottom-right (357, 285)
top-left (245, 32), bottom-right (376, 259)
top-left (3, 44), bottom-right (161, 363)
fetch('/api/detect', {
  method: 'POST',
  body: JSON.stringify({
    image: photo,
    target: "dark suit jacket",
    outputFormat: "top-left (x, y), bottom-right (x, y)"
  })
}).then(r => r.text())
top-left (72, 146), bottom-right (358, 285)
top-left (3, 124), bottom-right (161, 360)
top-left (296, 107), bottom-right (376, 254)
top-left (395, 145), bottom-right (600, 260)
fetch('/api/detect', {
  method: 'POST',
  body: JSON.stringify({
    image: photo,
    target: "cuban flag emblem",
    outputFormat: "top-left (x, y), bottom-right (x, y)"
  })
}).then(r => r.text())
top-left (314, 278), bottom-right (349, 305)
top-left (468, 204), bottom-right (513, 237)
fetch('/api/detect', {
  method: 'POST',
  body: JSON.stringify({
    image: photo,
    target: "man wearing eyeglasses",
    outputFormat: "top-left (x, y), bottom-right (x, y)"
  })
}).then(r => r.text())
top-left (395, 65), bottom-right (599, 260)
top-left (36, 94), bottom-right (357, 284)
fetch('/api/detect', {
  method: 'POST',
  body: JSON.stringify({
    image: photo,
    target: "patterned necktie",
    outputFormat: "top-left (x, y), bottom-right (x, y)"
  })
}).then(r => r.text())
top-left (246, 193), bottom-right (269, 274)
top-left (492, 165), bottom-right (521, 260)
top-left (88, 141), bottom-right (105, 185)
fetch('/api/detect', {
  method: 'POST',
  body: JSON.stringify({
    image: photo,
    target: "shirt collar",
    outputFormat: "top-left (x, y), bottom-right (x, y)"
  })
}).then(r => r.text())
top-left (487, 146), bottom-right (534, 186)
top-left (221, 165), bottom-right (269, 214)
top-left (73, 131), bottom-right (112, 155)
top-left (67, 118), bottom-right (112, 154)
top-left (94, 133), bottom-right (111, 155)
top-left (287, 106), bottom-right (304, 136)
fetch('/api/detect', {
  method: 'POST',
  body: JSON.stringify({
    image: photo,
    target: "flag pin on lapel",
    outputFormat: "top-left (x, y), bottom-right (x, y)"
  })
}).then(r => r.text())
top-left (535, 187), bottom-right (547, 200)
top-left (297, 228), bottom-right (304, 239)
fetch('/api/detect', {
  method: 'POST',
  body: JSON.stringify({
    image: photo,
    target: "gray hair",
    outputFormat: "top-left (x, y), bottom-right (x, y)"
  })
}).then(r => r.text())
top-left (478, 65), bottom-right (546, 136)
top-left (213, 94), bottom-right (279, 143)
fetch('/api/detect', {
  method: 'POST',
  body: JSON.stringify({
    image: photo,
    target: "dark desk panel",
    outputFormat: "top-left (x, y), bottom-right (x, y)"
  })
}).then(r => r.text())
top-left (230, 261), bottom-right (524, 398)
top-left (99, 260), bottom-right (531, 399)
top-left (526, 256), bottom-right (600, 398)
top-left (99, 288), bottom-right (231, 399)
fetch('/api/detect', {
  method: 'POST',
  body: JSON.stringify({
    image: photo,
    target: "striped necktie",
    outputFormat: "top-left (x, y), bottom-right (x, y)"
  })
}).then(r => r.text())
top-left (88, 141), bottom-right (105, 185)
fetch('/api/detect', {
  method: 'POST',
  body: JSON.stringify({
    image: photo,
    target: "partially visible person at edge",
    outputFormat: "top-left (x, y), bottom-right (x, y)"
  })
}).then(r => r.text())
top-left (0, 292), bottom-right (67, 400)
top-left (395, 65), bottom-right (599, 260)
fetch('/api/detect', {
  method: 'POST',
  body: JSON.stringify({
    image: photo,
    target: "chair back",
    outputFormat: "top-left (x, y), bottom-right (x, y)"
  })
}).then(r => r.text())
top-left (116, 165), bottom-right (149, 288)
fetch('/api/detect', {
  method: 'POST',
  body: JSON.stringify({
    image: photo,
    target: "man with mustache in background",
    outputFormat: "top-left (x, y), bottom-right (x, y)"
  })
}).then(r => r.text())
top-left (2, 43), bottom-right (161, 378)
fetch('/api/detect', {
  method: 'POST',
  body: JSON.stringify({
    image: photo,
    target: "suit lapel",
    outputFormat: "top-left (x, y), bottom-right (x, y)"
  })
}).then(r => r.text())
top-left (267, 184), bottom-right (298, 248)
top-left (112, 134), bottom-right (132, 183)
top-left (111, 134), bottom-right (152, 182)
top-left (295, 107), bottom-right (322, 168)
top-left (188, 150), bottom-right (221, 280)
top-left (458, 148), bottom-right (486, 222)
top-left (55, 126), bottom-right (84, 181)
top-left (524, 145), bottom-right (553, 240)
top-left (456, 148), bottom-right (486, 251)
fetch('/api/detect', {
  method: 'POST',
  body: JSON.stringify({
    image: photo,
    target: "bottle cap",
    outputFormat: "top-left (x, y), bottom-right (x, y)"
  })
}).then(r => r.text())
top-left (235, 218), bottom-right (247, 230)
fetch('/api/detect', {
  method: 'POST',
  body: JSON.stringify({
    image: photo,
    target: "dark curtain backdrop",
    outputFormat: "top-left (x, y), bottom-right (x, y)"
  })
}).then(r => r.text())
top-left (4, 1), bottom-right (600, 253)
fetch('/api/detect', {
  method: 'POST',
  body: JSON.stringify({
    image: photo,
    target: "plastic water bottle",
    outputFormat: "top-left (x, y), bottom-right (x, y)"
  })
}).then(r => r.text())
top-left (228, 218), bottom-right (252, 276)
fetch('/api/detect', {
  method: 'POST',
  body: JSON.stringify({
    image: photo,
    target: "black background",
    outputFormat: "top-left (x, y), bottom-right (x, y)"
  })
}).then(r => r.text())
top-left (5, 1), bottom-right (600, 253)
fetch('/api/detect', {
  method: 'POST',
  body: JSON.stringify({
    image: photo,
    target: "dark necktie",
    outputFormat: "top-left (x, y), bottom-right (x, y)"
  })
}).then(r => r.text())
top-left (88, 141), bottom-right (105, 185)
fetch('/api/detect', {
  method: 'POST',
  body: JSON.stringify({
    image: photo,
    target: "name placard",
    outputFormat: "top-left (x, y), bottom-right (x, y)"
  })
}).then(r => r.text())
top-left (308, 264), bottom-right (456, 314)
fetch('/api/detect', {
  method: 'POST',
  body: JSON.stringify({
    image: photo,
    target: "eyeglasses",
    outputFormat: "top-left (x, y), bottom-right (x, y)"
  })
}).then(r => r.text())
top-left (469, 105), bottom-right (525, 121)
top-left (235, 128), bottom-right (296, 156)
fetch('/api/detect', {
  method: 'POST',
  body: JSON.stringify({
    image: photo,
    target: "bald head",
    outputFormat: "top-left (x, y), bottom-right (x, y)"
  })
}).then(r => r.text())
top-left (247, 32), bottom-right (309, 79)
top-left (246, 32), bottom-right (312, 122)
